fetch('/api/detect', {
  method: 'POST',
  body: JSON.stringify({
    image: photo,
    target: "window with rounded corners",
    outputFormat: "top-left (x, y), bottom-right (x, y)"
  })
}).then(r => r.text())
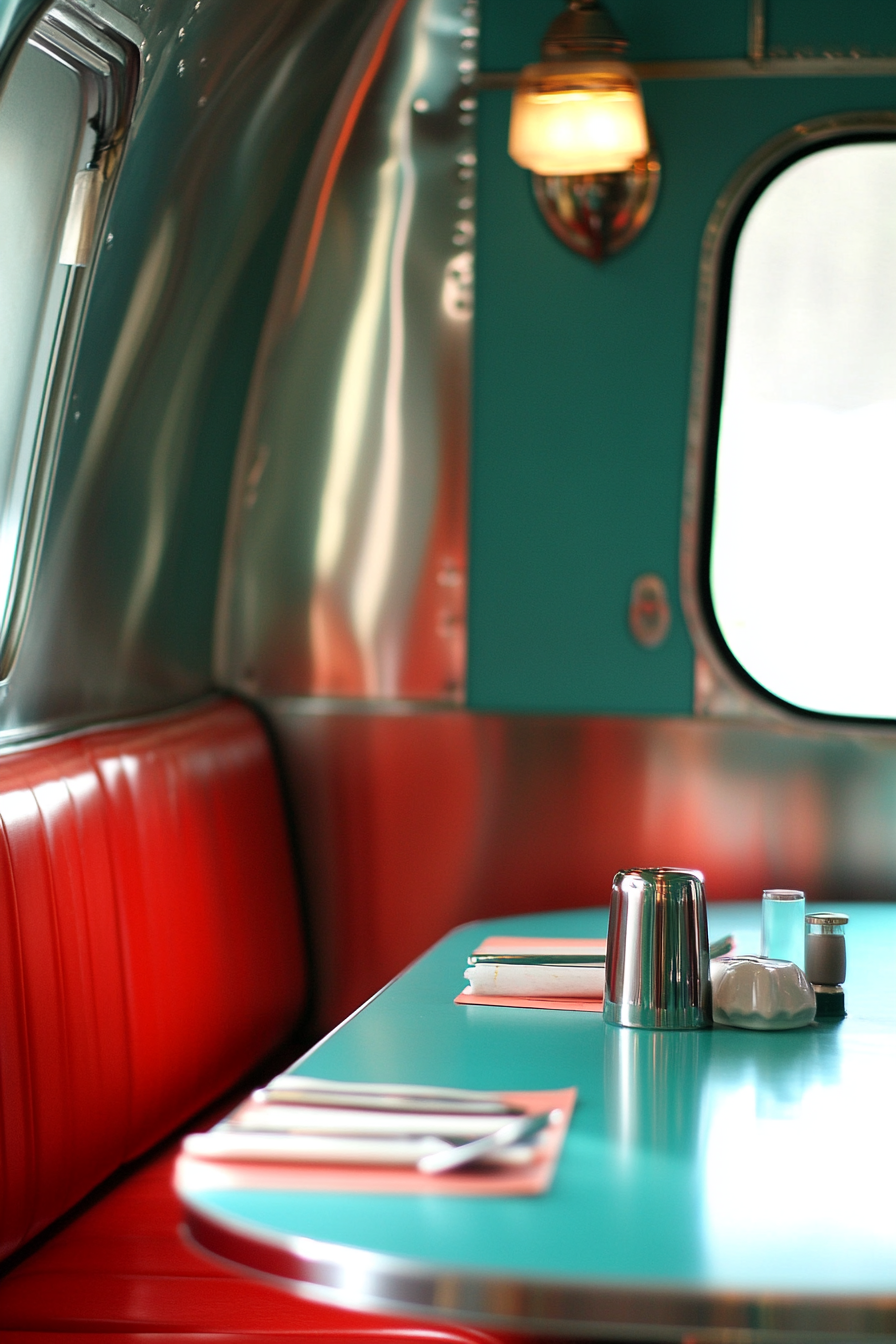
top-left (696, 121), bottom-right (896, 722)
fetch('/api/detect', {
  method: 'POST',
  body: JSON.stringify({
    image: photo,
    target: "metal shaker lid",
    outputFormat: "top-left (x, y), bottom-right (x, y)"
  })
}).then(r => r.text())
top-left (806, 912), bottom-right (849, 926)
top-left (615, 867), bottom-right (705, 884)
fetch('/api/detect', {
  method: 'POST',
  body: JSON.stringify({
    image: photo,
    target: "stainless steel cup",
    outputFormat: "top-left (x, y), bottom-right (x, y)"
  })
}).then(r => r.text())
top-left (603, 868), bottom-right (711, 1030)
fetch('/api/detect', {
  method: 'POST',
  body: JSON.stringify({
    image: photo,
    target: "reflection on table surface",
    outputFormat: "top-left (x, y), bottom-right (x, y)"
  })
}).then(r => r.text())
top-left (180, 903), bottom-right (896, 1327)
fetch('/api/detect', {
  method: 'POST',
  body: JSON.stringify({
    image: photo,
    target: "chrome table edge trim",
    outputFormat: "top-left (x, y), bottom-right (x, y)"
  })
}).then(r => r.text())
top-left (181, 1201), bottom-right (896, 1341)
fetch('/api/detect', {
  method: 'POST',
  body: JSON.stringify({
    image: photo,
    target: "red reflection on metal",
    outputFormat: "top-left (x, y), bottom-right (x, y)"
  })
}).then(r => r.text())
top-left (276, 712), bottom-right (839, 1031)
top-left (291, 0), bottom-right (412, 318)
top-left (397, 316), bottom-right (470, 699)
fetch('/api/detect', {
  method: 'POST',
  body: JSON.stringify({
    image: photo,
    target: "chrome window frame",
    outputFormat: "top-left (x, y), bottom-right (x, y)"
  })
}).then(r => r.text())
top-left (0, 0), bottom-right (138, 683)
top-left (680, 110), bottom-right (896, 724)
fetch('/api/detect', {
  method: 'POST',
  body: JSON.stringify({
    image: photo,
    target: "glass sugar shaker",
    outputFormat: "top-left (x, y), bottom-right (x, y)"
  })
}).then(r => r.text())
top-left (761, 888), bottom-right (805, 967)
top-left (805, 912), bottom-right (848, 1019)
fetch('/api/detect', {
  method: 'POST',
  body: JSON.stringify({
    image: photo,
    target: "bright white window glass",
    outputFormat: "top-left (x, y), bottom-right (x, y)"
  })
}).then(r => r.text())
top-left (710, 141), bottom-right (896, 718)
top-left (0, 40), bottom-right (81, 631)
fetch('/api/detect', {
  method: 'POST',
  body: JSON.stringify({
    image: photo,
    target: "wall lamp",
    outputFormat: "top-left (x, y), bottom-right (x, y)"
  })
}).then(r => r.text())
top-left (487, 0), bottom-right (896, 259)
top-left (507, 0), bottom-right (659, 261)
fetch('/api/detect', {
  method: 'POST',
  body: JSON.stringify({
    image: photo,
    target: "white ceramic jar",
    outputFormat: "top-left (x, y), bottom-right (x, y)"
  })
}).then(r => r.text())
top-left (712, 956), bottom-right (816, 1031)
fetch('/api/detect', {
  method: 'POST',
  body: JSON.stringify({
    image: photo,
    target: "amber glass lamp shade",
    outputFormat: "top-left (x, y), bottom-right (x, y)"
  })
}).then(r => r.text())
top-left (508, 61), bottom-right (648, 176)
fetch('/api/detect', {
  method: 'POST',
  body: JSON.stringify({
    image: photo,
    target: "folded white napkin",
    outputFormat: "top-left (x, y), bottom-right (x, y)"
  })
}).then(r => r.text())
top-left (464, 963), bottom-right (605, 998)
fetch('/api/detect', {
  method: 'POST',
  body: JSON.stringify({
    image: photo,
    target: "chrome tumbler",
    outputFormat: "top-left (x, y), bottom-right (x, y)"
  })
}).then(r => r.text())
top-left (603, 868), bottom-right (711, 1030)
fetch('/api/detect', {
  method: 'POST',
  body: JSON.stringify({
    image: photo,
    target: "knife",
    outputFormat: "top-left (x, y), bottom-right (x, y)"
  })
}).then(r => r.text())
top-left (467, 953), bottom-right (605, 966)
top-left (417, 1109), bottom-right (558, 1174)
top-left (229, 1105), bottom-right (516, 1139)
top-left (254, 1076), bottom-right (519, 1116)
top-left (182, 1130), bottom-right (536, 1167)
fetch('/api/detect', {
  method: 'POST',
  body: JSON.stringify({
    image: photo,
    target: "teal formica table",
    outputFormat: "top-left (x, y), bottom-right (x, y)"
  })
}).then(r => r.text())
top-left (179, 904), bottom-right (896, 1340)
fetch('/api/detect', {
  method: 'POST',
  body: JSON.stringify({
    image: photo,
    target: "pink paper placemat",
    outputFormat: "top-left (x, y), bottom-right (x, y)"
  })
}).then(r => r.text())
top-left (455, 989), bottom-right (603, 1012)
top-left (175, 1087), bottom-right (576, 1199)
top-left (456, 936), bottom-right (606, 1013)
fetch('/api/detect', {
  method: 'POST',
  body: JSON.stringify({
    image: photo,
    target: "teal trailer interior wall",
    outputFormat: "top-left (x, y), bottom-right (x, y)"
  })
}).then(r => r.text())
top-left (468, 0), bottom-right (896, 714)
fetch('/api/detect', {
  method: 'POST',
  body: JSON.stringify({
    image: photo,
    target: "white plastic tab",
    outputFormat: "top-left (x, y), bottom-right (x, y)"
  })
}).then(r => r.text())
top-left (59, 168), bottom-right (101, 267)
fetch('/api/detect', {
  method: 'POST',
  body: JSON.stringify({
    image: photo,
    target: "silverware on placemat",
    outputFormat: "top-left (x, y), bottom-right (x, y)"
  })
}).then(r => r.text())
top-left (182, 1077), bottom-right (557, 1174)
top-left (183, 1108), bottom-right (557, 1173)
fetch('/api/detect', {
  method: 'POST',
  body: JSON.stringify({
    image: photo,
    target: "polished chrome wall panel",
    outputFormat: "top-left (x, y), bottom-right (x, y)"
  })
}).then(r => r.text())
top-left (0, 0), bottom-right (383, 742)
top-left (216, 0), bottom-right (476, 701)
top-left (266, 697), bottom-right (896, 1031)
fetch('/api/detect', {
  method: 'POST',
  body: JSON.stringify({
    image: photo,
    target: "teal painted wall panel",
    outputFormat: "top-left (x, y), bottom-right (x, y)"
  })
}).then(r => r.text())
top-left (481, 0), bottom-right (896, 71)
top-left (480, 0), bottom-right (749, 71)
top-left (469, 87), bottom-right (696, 714)
top-left (766, 3), bottom-right (896, 58)
top-left (468, 0), bottom-right (896, 712)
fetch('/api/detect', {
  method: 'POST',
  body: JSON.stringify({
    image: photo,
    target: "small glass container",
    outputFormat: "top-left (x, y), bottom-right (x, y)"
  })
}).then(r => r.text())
top-left (805, 912), bottom-right (847, 986)
top-left (760, 889), bottom-right (806, 968)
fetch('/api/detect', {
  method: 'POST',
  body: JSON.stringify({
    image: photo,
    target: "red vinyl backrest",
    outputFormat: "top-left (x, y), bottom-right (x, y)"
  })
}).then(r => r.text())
top-left (0, 697), bottom-right (306, 1260)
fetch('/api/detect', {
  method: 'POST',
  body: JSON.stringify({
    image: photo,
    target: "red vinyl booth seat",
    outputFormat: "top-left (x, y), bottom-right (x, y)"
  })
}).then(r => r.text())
top-left (0, 1128), bottom-right (519, 1341)
top-left (0, 698), bottom-right (306, 1263)
top-left (0, 697), bottom-right (521, 1344)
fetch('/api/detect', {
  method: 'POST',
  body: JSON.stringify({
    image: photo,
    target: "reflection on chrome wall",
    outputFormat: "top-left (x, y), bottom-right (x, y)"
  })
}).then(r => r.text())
top-left (265, 700), bottom-right (896, 1030)
top-left (0, 0), bottom-right (378, 738)
top-left (218, 0), bottom-right (475, 700)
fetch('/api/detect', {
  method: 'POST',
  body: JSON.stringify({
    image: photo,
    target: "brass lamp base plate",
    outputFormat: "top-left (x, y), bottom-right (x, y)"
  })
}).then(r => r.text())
top-left (532, 147), bottom-right (660, 261)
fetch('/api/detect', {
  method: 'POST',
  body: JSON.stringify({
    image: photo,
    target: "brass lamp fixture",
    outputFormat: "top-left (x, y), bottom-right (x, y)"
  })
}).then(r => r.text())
top-left (508, 0), bottom-right (660, 261)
